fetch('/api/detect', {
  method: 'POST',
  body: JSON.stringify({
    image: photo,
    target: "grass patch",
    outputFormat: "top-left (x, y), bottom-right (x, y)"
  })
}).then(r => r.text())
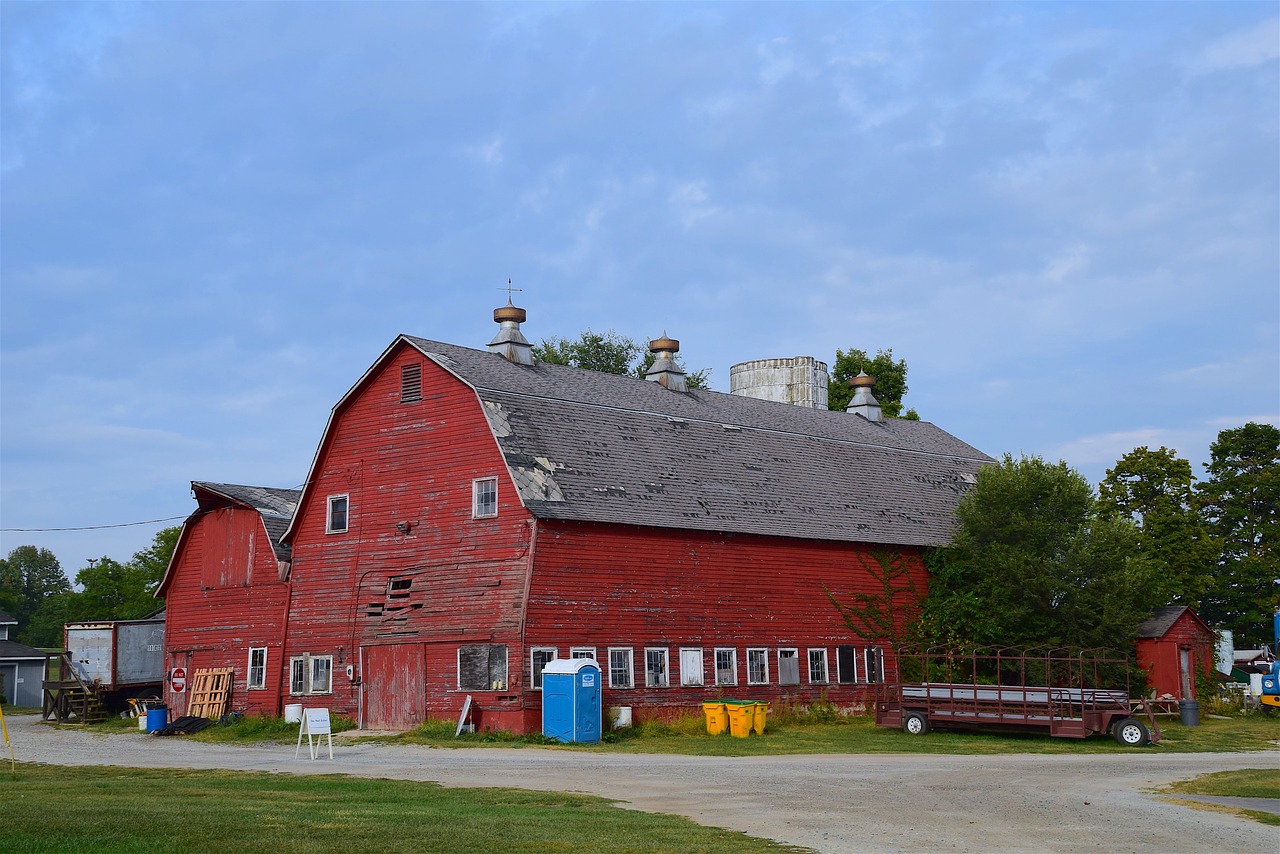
top-left (1155, 768), bottom-right (1280, 827)
top-left (2, 762), bottom-right (801, 854)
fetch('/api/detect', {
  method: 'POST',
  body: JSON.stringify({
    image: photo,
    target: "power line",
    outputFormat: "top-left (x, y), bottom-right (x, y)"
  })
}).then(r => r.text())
top-left (0, 515), bottom-right (188, 533)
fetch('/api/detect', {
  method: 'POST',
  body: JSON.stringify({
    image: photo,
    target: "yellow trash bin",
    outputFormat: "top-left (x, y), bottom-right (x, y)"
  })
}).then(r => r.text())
top-left (752, 701), bottom-right (769, 735)
top-left (702, 702), bottom-right (728, 736)
top-left (725, 701), bottom-right (754, 738)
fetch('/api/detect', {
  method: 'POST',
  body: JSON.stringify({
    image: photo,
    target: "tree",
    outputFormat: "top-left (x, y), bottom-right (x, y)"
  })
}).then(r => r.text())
top-left (826, 550), bottom-right (925, 645)
top-left (534, 329), bottom-right (710, 389)
top-left (919, 454), bottom-right (1165, 650)
top-left (828, 347), bottom-right (919, 419)
top-left (0, 546), bottom-right (70, 642)
top-left (1195, 422), bottom-right (1279, 646)
top-left (1099, 446), bottom-right (1217, 608)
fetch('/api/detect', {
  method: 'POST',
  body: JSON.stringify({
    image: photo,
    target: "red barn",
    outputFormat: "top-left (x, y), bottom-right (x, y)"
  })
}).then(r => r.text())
top-left (263, 305), bottom-right (991, 732)
top-left (1135, 606), bottom-right (1217, 702)
top-left (157, 482), bottom-right (299, 716)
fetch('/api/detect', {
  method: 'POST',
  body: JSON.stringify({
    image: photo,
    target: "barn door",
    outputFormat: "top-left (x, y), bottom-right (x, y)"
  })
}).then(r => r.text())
top-left (1179, 648), bottom-right (1193, 699)
top-left (362, 644), bottom-right (425, 730)
top-left (168, 651), bottom-right (192, 717)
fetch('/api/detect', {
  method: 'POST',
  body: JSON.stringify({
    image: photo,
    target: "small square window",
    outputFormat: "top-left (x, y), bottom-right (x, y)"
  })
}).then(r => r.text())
top-left (531, 647), bottom-right (557, 690)
top-left (472, 478), bottom-right (498, 518)
top-left (808, 648), bottom-right (829, 684)
top-left (608, 648), bottom-right (633, 689)
top-left (645, 647), bottom-right (669, 688)
top-left (326, 495), bottom-right (349, 533)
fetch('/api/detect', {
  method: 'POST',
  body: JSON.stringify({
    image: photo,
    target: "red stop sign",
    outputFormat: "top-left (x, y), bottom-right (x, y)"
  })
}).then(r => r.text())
top-left (171, 667), bottom-right (187, 693)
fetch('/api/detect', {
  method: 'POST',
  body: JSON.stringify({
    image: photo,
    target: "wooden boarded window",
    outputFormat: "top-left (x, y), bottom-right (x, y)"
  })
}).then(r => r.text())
top-left (864, 647), bottom-right (885, 684)
top-left (400, 363), bottom-right (422, 403)
top-left (778, 649), bottom-right (800, 686)
top-left (679, 648), bottom-right (704, 687)
top-left (458, 644), bottom-right (508, 691)
top-left (836, 645), bottom-right (858, 684)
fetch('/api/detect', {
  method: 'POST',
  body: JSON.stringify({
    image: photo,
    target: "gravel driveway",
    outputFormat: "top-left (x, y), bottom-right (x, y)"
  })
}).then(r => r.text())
top-left (6, 713), bottom-right (1276, 853)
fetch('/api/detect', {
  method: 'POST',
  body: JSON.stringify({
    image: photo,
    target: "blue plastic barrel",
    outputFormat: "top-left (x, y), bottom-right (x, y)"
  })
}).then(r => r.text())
top-left (146, 706), bottom-right (168, 733)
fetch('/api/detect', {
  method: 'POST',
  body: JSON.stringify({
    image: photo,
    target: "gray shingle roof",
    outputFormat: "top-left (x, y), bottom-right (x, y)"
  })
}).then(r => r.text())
top-left (1136, 606), bottom-right (1194, 638)
top-left (406, 337), bottom-right (992, 547)
top-left (0, 609), bottom-right (14, 625)
top-left (192, 482), bottom-right (301, 562)
top-left (0, 639), bottom-right (45, 660)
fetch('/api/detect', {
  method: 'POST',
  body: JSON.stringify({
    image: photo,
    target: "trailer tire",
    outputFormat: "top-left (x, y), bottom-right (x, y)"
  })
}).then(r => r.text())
top-left (1113, 718), bottom-right (1149, 746)
top-left (902, 711), bottom-right (930, 736)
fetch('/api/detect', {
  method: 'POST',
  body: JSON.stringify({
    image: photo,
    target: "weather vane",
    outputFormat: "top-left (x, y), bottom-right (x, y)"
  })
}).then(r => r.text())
top-left (498, 278), bottom-right (522, 303)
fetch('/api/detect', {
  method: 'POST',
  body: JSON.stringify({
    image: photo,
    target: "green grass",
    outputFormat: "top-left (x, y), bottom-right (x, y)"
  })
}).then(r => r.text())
top-left (1155, 768), bottom-right (1280, 827)
top-left (3, 763), bottom-right (803, 854)
top-left (372, 709), bottom-right (1280, 756)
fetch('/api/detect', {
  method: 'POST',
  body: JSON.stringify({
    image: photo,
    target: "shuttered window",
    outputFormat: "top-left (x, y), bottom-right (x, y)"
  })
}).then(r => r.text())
top-left (679, 648), bottom-right (704, 687)
top-left (400, 363), bottom-right (422, 403)
top-left (778, 648), bottom-right (800, 686)
top-left (864, 647), bottom-right (885, 684)
top-left (458, 644), bottom-right (508, 690)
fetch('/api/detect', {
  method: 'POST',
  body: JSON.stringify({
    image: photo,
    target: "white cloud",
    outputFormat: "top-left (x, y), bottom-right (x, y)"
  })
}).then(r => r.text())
top-left (1190, 17), bottom-right (1280, 75)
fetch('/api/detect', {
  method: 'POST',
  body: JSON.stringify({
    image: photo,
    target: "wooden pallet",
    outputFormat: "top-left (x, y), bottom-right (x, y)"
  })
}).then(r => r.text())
top-left (187, 668), bottom-right (235, 719)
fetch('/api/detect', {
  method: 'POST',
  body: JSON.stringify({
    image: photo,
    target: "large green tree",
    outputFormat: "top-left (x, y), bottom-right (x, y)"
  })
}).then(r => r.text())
top-left (1099, 446), bottom-right (1217, 608)
top-left (534, 329), bottom-right (710, 389)
top-left (1195, 422), bottom-right (1279, 646)
top-left (920, 454), bottom-right (1165, 650)
top-left (0, 546), bottom-right (70, 642)
top-left (828, 347), bottom-right (918, 418)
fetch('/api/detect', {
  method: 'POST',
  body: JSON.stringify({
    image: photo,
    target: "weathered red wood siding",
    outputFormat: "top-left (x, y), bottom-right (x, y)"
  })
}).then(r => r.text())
top-left (284, 345), bottom-right (535, 728)
top-left (161, 506), bottom-right (288, 716)
top-left (522, 520), bottom-right (927, 726)
top-left (1136, 612), bottom-right (1216, 700)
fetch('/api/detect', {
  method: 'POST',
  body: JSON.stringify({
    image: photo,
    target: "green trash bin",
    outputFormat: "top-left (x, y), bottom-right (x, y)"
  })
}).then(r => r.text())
top-left (724, 700), bottom-right (755, 738)
top-left (752, 702), bottom-right (769, 735)
top-left (702, 702), bottom-right (728, 735)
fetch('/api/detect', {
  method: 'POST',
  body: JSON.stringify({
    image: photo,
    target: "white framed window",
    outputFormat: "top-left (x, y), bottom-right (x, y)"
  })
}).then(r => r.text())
top-left (608, 647), bottom-right (633, 689)
top-left (644, 647), bottom-right (669, 688)
top-left (531, 647), bottom-right (557, 690)
top-left (458, 644), bottom-right (508, 690)
top-left (808, 648), bottom-right (829, 684)
top-left (864, 647), bottom-right (885, 684)
top-left (326, 495), bottom-right (349, 533)
top-left (289, 654), bottom-right (333, 695)
top-left (836, 645), bottom-right (858, 684)
top-left (570, 647), bottom-right (597, 660)
top-left (247, 647), bottom-right (267, 690)
top-left (679, 647), bottom-right (704, 687)
top-left (472, 477), bottom-right (498, 518)
top-left (714, 648), bottom-right (737, 686)
top-left (747, 648), bottom-right (769, 685)
top-left (778, 648), bottom-right (800, 686)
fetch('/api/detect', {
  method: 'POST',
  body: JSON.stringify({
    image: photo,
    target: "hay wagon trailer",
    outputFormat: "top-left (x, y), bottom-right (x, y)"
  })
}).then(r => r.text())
top-left (875, 647), bottom-right (1161, 746)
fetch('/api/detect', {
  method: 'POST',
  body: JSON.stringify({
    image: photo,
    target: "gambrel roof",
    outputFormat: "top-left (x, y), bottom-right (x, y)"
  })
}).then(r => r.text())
top-left (294, 336), bottom-right (990, 548)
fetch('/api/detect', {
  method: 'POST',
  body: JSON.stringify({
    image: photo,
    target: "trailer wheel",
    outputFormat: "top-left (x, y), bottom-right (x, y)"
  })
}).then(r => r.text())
top-left (1113, 718), bottom-right (1149, 746)
top-left (902, 711), bottom-right (930, 736)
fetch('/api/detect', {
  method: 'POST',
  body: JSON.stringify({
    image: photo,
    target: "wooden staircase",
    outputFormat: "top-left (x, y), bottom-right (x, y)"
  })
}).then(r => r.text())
top-left (42, 652), bottom-right (109, 724)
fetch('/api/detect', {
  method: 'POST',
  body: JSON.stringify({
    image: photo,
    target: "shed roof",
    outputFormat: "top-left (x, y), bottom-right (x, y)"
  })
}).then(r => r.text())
top-left (0, 639), bottom-right (45, 661)
top-left (395, 337), bottom-right (992, 547)
top-left (0, 609), bottom-right (14, 625)
top-left (1136, 606), bottom-right (1214, 639)
top-left (192, 482), bottom-right (300, 562)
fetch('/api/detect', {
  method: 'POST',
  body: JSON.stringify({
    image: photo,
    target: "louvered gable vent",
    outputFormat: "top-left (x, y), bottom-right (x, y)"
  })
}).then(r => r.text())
top-left (400, 363), bottom-right (422, 403)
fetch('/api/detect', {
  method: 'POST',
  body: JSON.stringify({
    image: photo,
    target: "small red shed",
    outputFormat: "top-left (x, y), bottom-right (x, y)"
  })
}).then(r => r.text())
top-left (1135, 606), bottom-right (1216, 701)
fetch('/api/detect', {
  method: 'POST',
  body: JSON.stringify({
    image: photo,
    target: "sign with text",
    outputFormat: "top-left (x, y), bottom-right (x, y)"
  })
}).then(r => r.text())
top-left (170, 667), bottom-right (187, 694)
top-left (295, 707), bottom-right (333, 760)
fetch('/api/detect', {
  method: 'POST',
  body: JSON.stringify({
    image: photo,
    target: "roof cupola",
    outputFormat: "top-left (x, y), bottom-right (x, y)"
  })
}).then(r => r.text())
top-left (846, 371), bottom-right (883, 422)
top-left (488, 299), bottom-right (534, 365)
top-left (644, 333), bottom-right (687, 392)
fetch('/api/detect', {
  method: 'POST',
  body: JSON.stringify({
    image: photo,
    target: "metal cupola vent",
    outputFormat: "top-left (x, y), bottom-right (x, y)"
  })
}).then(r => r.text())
top-left (644, 332), bottom-right (687, 392)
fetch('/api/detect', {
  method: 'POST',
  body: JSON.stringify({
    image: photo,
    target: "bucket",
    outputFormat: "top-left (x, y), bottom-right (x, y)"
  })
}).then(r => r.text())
top-left (1179, 699), bottom-right (1200, 727)
top-left (284, 703), bottom-right (303, 723)
top-left (138, 712), bottom-right (148, 732)
top-left (145, 706), bottom-right (168, 733)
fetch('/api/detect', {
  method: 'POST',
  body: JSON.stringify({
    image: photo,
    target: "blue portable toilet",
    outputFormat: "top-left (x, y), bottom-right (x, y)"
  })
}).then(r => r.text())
top-left (541, 659), bottom-right (601, 744)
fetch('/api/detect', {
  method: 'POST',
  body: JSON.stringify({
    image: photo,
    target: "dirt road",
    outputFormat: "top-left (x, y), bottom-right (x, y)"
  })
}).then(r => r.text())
top-left (6, 713), bottom-right (1276, 853)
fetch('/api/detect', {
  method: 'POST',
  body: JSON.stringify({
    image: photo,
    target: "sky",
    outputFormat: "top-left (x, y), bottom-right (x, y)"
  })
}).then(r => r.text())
top-left (2, 2), bottom-right (1277, 583)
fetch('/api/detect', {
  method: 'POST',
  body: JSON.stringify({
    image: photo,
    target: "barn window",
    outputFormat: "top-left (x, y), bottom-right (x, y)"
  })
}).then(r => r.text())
top-left (808, 648), bottom-right (829, 684)
top-left (458, 644), bottom-right (508, 690)
top-left (570, 647), bottom-right (596, 660)
top-left (472, 478), bottom-right (498, 518)
top-left (714, 648), bottom-right (737, 686)
top-left (289, 654), bottom-right (333, 695)
top-left (247, 647), bottom-right (267, 690)
top-left (778, 649), bottom-right (800, 686)
top-left (679, 648), bottom-right (704, 687)
top-left (400, 363), bottom-right (422, 403)
top-left (608, 648), bottom-right (633, 688)
top-left (326, 495), bottom-right (349, 533)
top-left (747, 648), bottom-right (769, 685)
top-left (864, 647), bottom-right (885, 684)
top-left (836, 645), bottom-right (858, 684)
top-left (645, 648), bottom-right (669, 688)
top-left (530, 647), bottom-right (557, 690)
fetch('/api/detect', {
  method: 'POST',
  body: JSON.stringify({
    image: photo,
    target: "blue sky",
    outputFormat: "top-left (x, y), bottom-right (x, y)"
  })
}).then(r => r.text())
top-left (2, 2), bottom-right (1277, 582)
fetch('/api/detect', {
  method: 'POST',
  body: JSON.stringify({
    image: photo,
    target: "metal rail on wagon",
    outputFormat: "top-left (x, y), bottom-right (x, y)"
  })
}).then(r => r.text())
top-left (875, 647), bottom-right (1161, 746)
